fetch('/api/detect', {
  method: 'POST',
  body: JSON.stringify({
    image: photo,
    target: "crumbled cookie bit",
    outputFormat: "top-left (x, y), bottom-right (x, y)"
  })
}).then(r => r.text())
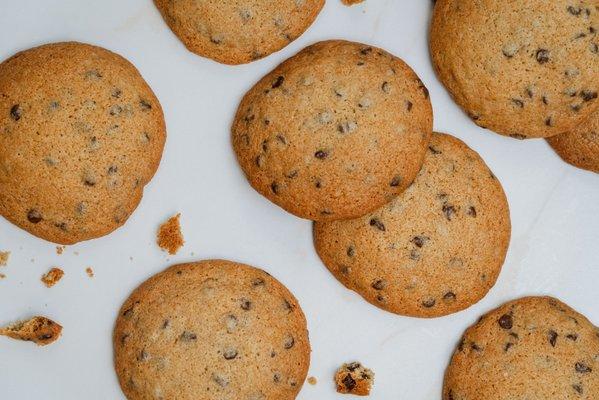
top-left (85, 267), bottom-right (94, 278)
top-left (342, 0), bottom-right (365, 5)
top-left (0, 273), bottom-right (5, 279)
top-left (56, 246), bottom-right (65, 255)
top-left (41, 267), bottom-right (64, 288)
top-left (157, 213), bottom-right (184, 255)
top-left (308, 376), bottom-right (318, 385)
top-left (335, 362), bottom-right (374, 395)
top-left (0, 251), bottom-right (10, 266)
top-left (0, 316), bottom-right (62, 346)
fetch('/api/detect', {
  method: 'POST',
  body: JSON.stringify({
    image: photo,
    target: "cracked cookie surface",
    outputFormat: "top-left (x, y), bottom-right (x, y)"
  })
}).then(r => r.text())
top-left (153, 0), bottom-right (324, 65)
top-left (430, 0), bottom-right (599, 139)
top-left (233, 40), bottom-right (433, 221)
top-left (444, 296), bottom-right (599, 400)
top-left (547, 111), bottom-right (599, 173)
top-left (113, 259), bottom-right (310, 400)
top-left (314, 133), bottom-right (510, 317)
top-left (0, 42), bottom-right (166, 244)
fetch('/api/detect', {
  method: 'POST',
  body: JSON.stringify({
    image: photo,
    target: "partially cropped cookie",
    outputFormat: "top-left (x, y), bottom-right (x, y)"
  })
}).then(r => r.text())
top-left (444, 296), bottom-right (599, 399)
top-left (154, 0), bottom-right (324, 65)
top-left (547, 111), bottom-right (599, 173)
top-left (0, 42), bottom-right (166, 244)
top-left (233, 40), bottom-right (433, 221)
top-left (430, 0), bottom-right (599, 139)
top-left (314, 133), bottom-right (510, 317)
top-left (114, 260), bottom-right (310, 400)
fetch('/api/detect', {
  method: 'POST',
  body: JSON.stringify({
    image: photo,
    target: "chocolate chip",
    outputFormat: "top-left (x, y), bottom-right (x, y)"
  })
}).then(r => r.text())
top-left (273, 372), bottom-right (282, 383)
top-left (10, 104), bottom-right (21, 121)
top-left (371, 279), bottom-right (386, 290)
top-left (338, 121), bottom-right (357, 134)
top-left (511, 98), bottom-right (524, 108)
top-left (568, 5), bottom-right (582, 16)
top-left (545, 116), bottom-right (553, 127)
top-left (442, 204), bottom-right (456, 221)
top-left (252, 277), bottom-right (265, 287)
top-left (566, 333), bottom-right (579, 341)
top-left (467, 206), bottom-right (477, 217)
top-left (422, 298), bottom-right (436, 308)
top-left (139, 99), bottom-right (152, 111)
top-left (225, 314), bottom-right (238, 333)
top-left (504, 342), bottom-right (514, 352)
top-left (54, 222), bottom-right (67, 231)
top-left (120, 334), bottom-right (130, 345)
top-left (575, 362), bottom-right (592, 373)
top-left (285, 170), bottom-right (298, 179)
top-left (162, 319), bottom-right (170, 329)
top-left (283, 335), bottom-right (295, 349)
top-left (342, 374), bottom-right (357, 390)
top-left (572, 384), bottom-right (583, 394)
top-left (179, 331), bottom-right (197, 342)
top-left (443, 292), bottom-right (456, 302)
top-left (369, 218), bottom-right (385, 231)
top-left (272, 76), bottom-right (285, 89)
top-left (111, 88), bottom-right (122, 98)
top-left (360, 47), bottom-right (373, 55)
top-left (27, 209), bottom-right (42, 224)
top-left (240, 298), bottom-right (252, 311)
top-left (85, 70), bottom-right (102, 79)
top-left (109, 105), bottom-right (122, 116)
top-left (411, 236), bottom-right (428, 248)
top-left (580, 90), bottom-right (598, 102)
top-left (270, 182), bottom-right (280, 194)
top-left (347, 246), bottom-right (355, 257)
top-left (390, 175), bottom-right (402, 187)
top-left (542, 96), bottom-right (549, 105)
top-left (223, 348), bottom-right (238, 360)
top-left (137, 349), bottom-right (149, 361)
top-left (548, 330), bottom-right (558, 347)
top-left (315, 150), bottom-right (328, 159)
top-left (429, 145), bottom-right (442, 154)
top-left (536, 49), bottom-right (550, 63)
top-left (382, 81), bottom-right (390, 93)
top-left (471, 343), bottom-right (482, 352)
top-left (418, 80), bottom-right (430, 98)
top-left (406, 100), bottom-right (413, 111)
top-left (498, 314), bottom-right (513, 330)
top-left (213, 374), bottom-right (229, 387)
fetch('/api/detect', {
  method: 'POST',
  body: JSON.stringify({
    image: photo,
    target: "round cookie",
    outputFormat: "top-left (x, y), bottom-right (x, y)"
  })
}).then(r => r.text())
top-left (313, 133), bottom-right (511, 318)
top-left (0, 42), bottom-right (166, 244)
top-left (430, 0), bottom-right (599, 139)
top-left (444, 296), bottom-right (599, 400)
top-left (153, 0), bottom-right (324, 65)
top-left (113, 260), bottom-right (310, 400)
top-left (233, 40), bottom-right (433, 221)
top-left (547, 111), bottom-right (599, 173)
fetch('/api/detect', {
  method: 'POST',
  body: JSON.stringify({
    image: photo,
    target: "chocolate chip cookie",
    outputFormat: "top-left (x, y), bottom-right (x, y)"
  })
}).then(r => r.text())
top-left (233, 40), bottom-right (433, 221)
top-left (431, 0), bottom-right (599, 139)
top-left (547, 111), bottom-right (599, 173)
top-left (0, 42), bottom-right (166, 244)
top-left (314, 133), bottom-right (510, 317)
top-left (113, 259), bottom-right (310, 400)
top-left (153, 0), bottom-right (324, 65)
top-left (444, 296), bottom-right (599, 399)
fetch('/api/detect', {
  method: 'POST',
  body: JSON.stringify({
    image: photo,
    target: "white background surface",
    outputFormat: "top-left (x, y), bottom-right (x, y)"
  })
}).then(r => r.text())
top-left (0, 1), bottom-right (598, 398)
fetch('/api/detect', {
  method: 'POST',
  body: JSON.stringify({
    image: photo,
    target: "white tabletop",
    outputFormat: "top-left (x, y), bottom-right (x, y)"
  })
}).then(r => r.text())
top-left (0, 1), bottom-right (598, 398)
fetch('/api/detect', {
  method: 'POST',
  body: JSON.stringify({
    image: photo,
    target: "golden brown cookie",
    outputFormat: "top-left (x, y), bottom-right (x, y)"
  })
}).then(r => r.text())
top-left (233, 40), bottom-right (433, 221)
top-left (335, 362), bottom-right (374, 396)
top-left (114, 260), bottom-right (310, 400)
top-left (444, 296), bottom-right (599, 400)
top-left (547, 111), bottom-right (599, 173)
top-left (314, 133), bottom-right (511, 318)
top-left (0, 42), bottom-right (166, 244)
top-left (430, 0), bottom-right (599, 139)
top-left (153, 0), bottom-right (324, 65)
top-left (0, 316), bottom-right (62, 346)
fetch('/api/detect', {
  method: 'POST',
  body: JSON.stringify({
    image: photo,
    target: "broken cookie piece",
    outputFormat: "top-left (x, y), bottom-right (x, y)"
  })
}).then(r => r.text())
top-left (342, 0), bottom-right (365, 5)
top-left (157, 213), bottom-right (184, 255)
top-left (0, 251), bottom-right (10, 266)
top-left (0, 316), bottom-right (62, 346)
top-left (41, 267), bottom-right (64, 287)
top-left (335, 362), bottom-right (374, 396)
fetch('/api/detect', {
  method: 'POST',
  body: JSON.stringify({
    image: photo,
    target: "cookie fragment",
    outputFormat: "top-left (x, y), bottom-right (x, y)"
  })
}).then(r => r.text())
top-left (341, 0), bottom-right (365, 5)
top-left (41, 267), bottom-right (64, 288)
top-left (85, 267), bottom-right (94, 278)
top-left (0, 316), bottom-right (62, 346)
top-left (0, 251), bottom-right (9, 266)
top-left (547, 111), bottom-right (599, 173)
top-left (335, 362), bottom-right (374, 396)
top-left (157, 213), bottom-right (184, 255)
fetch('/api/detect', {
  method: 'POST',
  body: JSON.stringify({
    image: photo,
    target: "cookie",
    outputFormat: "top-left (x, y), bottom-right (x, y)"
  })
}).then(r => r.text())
top-left (335, 362), bottom-right (374, 396)
top-left (233, 40), bottom-right (433, 221)
top-left (444, 296), bottom-right (599, 399)
top-left (153, 0), bottom-right (324, 65)
top-left (0, 316), bottom-right (62, 346)
top-left (430, 0), bottom-right (599, 139)
top-left (41, 267), bottom-right (64, 288)
top-left (547, 111), bottom-right (599, 173)
top-left (314, 133), bottom-right (510, 318)
top-left (113, 259), bottom-right (310, 400)
top-left (0, 42), bottom-right (166, 244)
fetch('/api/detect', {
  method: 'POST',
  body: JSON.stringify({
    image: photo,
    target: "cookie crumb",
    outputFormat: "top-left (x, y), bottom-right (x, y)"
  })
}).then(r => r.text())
top-left (308, 376), bottom-right (318, 385)
top-left (56, 246), bottom-right (65, 255)
top-left (0, 251), bottom-right (10, 266)
top-left (157, 213), bottom-right (184, 255)
top-left (0, 273), bottom-right (5, 279)
top-left (41, 267), bottom-right (64, 288)
top-left (341, 0), bottom-right (364, 5)
top-left (85, 267), bottom-right (94, 278)
top-left (0, 316), bottom-right (62, 346)
top-left (335, 362), bottom-right (374, 396)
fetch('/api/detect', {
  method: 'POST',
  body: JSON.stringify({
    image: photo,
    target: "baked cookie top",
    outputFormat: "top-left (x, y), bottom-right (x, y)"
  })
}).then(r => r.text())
top-left (547, 111), bottom-right (599, 173)
top-left (0, 42), bottom-right (166, 244)
top-left (233, 40), bottom-right (433, 221)
top-left (444, 296), bottom-right (599, 400)
top-left (430, 0), bottom-right (599, 139)
top-left (113, 260), bottom-right (310, 400)
top-left (314, 133), bottom-right (511, 317)
top-left (153, 0), bottom-right (324, 65)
